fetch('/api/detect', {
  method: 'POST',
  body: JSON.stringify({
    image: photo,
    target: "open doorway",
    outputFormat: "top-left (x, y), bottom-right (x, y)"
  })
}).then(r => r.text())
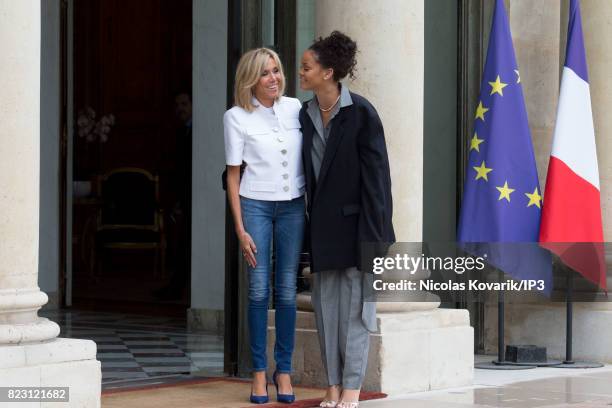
top-left (68, 0), bottom-right (193, 314)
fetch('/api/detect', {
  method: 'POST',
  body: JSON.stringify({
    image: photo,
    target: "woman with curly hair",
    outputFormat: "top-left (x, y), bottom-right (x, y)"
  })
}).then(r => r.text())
top-left (298, 32), bottom-right (395, 408)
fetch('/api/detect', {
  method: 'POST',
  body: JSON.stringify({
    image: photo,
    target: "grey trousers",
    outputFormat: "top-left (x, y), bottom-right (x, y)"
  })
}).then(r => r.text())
top-left (311, 267), bottom-right (376, 389)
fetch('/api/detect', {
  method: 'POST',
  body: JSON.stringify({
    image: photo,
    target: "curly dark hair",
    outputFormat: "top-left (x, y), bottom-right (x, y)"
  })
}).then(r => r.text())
top-left (309, 31), bottom-right (357, 81)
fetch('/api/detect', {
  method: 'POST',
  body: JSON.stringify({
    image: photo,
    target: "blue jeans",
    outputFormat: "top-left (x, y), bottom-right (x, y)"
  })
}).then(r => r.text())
top-left (241, 195), bottom-right (305, 373)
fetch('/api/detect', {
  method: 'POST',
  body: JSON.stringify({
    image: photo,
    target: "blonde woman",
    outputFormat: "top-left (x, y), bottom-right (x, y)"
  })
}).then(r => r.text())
top-left (224, 48), bottom-right (304, 404)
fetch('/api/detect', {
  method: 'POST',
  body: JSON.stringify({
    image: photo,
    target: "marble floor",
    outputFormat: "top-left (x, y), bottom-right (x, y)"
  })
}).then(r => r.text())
top-left (40, 309), bottom-right (225, 390)
top-left (362, 356), bottom-right (612, 408)
top-left (33, 310), bottom-right (612, 406)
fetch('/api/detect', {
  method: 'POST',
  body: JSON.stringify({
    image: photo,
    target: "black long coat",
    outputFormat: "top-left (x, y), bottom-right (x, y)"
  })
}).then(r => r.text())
top-left (300, 92), bottom-right (395, 273)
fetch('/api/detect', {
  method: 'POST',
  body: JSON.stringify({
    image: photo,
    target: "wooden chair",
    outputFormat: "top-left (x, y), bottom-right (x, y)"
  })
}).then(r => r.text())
top-left (95, 167), bottom-right (166, 278)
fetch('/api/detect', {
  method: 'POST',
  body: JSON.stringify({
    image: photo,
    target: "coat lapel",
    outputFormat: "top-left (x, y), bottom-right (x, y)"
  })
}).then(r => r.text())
top-left (301, 112), bottom-right (316, 201)
top-left (315, 107), bottom-right (349, 199)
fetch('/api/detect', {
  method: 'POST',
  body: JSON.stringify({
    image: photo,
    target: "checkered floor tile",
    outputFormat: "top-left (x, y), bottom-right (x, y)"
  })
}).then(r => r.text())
top-left (40, 309), bottom-right (224, 388)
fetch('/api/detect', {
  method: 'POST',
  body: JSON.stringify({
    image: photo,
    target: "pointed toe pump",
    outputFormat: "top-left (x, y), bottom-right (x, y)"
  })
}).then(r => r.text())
top-left (273, 371), bottom-right (296, 404)
top-left (250, 382), bottom-right (269, 404)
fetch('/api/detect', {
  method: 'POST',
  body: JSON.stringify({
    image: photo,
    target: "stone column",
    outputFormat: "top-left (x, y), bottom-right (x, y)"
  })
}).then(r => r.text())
top-left (315, 0), bottom-right (423, 241)
top-left (583, 0), bottom-right (612, 299)
top-left (0, 0), bottom-right (59, 346)
top-left (266, 0), bottom-right (473, 395)
top-left (508, 0), bottom-right (561, 192)
top-left (582, 0), bottom-right (612, 242)
top-left (0, 1), bottom-right (100, 405)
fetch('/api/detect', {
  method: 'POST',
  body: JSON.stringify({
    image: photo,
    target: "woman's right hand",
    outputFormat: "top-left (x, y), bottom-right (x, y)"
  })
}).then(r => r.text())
top-left (226, 165), bottom-right (257, 268)
top-left (239, 230), bottom-right (258, 268)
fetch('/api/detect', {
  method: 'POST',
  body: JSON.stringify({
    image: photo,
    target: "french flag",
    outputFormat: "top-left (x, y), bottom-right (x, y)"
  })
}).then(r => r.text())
top-left (539, 0), bottom-right (606, 290)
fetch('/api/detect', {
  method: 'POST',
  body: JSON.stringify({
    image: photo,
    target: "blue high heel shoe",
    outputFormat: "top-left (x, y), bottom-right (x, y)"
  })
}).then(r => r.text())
top-left (250, 382), bottom-right (269, 404)
top-left (273, 371), bottom-right (296, 404)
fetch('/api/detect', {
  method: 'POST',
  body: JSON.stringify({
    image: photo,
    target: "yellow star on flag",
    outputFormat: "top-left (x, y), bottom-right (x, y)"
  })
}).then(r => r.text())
top-left (473, 161), bottom-right (493, 181)
top-left (496, 181), bottom-right (515, 202)
top-left (525, 187), bottom-right (542, 208)
top-left (489, 75), bottom-right (508, 96)
top-left (475, 101), bottom-right (489, 121)
top-left (470, 133), bottom-right (484, 152)
top-left (514, 69), bottom-right (521, 84)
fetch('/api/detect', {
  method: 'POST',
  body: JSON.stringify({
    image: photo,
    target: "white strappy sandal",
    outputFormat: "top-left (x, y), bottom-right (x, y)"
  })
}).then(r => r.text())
top-left (337, 402), bottom-right (359, 408)
top-left (320, 384), bottom-right (341, 407)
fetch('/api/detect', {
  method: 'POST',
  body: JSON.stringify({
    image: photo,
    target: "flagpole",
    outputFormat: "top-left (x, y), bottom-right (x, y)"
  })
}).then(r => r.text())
top-left (551, 266), bottom-right (603, 369)
top-left (497, 288), bottom-right (505, 363)
top-left (565, 268), bottom-right (574, 364)
top-left (475, 269), bottom-right (535, 370)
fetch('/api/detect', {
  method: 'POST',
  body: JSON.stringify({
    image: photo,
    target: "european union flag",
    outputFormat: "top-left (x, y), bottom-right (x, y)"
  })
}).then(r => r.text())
top-left (457, 0), bottom-right (552, 292)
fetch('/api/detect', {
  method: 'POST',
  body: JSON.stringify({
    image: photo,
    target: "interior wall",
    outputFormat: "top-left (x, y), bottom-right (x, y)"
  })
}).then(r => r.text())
top-left (39, 0), bottom-right (61, 307)
top-left (190, 0), bottom-right (228, 321)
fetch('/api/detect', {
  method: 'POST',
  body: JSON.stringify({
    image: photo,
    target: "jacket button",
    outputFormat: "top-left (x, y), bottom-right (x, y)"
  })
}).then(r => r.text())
top-left (272, 127), bottom-right (279, 132)
top-left (277, 137), bottom-right (285, 142)
top-left (283, 186), bottom-right (289, 192)
top-left (281, 149), bottom-right (287, 155)
top-left (283, 174), bottom-right (289, 179)
top-left (282, 161), bottom-right (288, 167)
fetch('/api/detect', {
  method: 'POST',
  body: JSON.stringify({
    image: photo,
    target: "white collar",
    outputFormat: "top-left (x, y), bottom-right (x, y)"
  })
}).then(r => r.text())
top-left (251, 96), bottom-right (279, 110)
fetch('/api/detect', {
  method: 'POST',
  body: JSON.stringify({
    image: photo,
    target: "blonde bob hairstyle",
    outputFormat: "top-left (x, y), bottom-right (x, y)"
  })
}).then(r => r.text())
top-left (234, 48), bottom-right (286, 112)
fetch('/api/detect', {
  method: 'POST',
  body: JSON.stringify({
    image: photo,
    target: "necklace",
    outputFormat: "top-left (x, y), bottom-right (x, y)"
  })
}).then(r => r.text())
top-left (318, 94), bottom-right (341, 112)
